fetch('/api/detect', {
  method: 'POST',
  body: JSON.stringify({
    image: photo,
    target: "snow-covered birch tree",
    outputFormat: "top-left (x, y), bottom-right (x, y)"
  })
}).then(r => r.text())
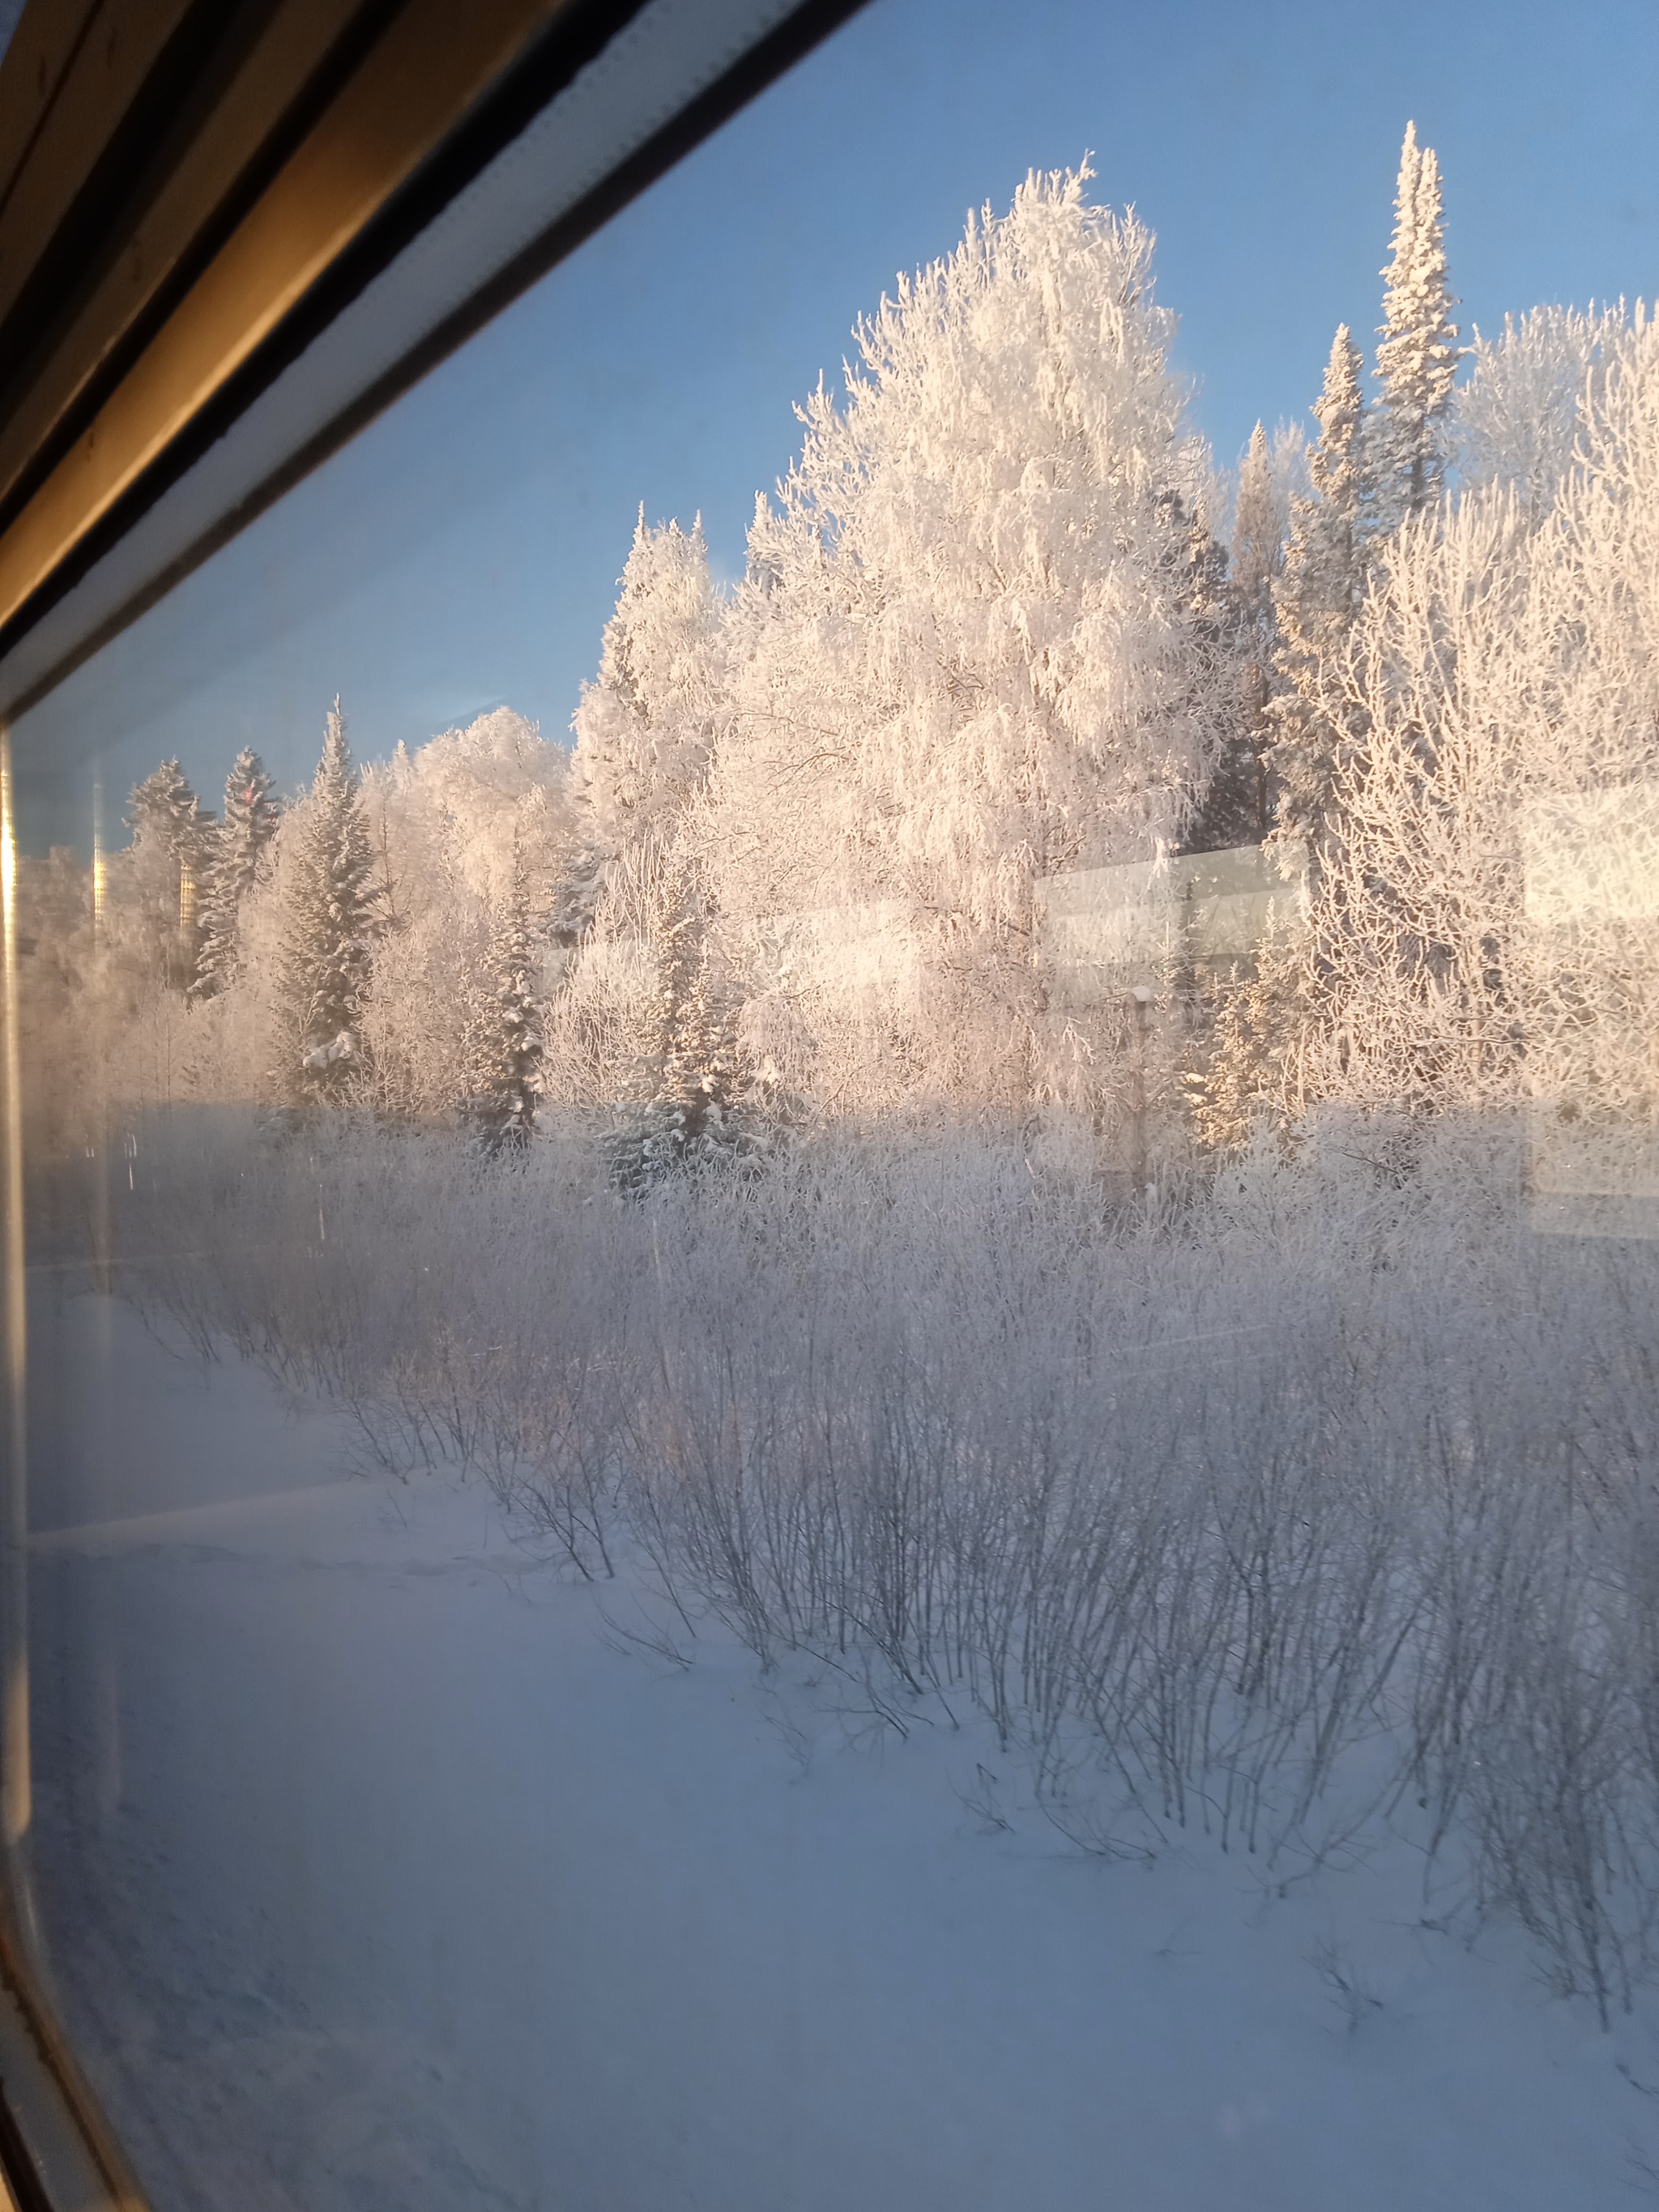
top-left (1456, 301), bottom-right (1636, 521)
top-left (1287, 307), bottom-right (1659, 1123)
top-left (1302, 493), bottom-right (1535, 1109)
top-left (702, 163), bottom-right (1226, 1117)
top-left (1519, 305), bottom-right (1659, 1191)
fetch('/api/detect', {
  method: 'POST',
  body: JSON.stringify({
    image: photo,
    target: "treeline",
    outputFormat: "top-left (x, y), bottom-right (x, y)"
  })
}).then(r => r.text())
top-left (23, 126), bottom-right (1659, 1183)
top-left (19, 705), bottom-right (565, 1153)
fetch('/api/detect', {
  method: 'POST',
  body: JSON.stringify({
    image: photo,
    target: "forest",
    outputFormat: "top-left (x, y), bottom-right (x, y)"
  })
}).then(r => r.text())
top-left (22, 126), bottom-right (1659, 2024)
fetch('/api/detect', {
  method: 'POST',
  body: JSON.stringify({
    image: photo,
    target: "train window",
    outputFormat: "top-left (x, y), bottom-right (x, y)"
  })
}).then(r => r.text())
top-left (4, 2), bottom-right (1658, 2206)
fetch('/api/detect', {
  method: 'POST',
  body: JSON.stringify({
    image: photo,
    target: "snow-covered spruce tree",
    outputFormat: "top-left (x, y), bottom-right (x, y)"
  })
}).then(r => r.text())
top-left (603, 837), bottom-right (748, 1195)
top-left (119, 758), bottom-right (214, 991)
top-left (1371, 121), bottom-right (1461, 536)
top-left (560, 514), bottom-right (725, 945)
top-left (192, 747), bottom-right (279, 999)
top-left (705, 164), bottom-right (1225, 1120)
top-left (1161, 488), bottom-right (1241, 855)
top-left (1196, 332), bottom-right (1377, 1149)
top-left (1269, 326), bottom-right (1374, 861)
top-left (463, 831), bottom-right (543, 1153)
top-left (1269, 127), bottom-right (1455, 858)
top-left (1185, 421), bottom-right (1292, 851)
top-left (271, 701), bottom-right (379, 1105)
top-left (1207, 128), bottom-right (1459, 1147)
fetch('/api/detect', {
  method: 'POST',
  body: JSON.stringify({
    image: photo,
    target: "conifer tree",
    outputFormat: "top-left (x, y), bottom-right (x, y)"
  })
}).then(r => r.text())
top-left (1186, 423), bottom-right (1282, 850)
top-left (193, 748), bottom-right (279, 999)
top-left (1372, 121), bottom-right (1461, 533)
top-left (273, 701), bottom-right (378, 1103)
top-left (124, 759), bottom-right (213, 990)
top-left (1270, 327), bottom-right (1373, 856)
top-left (1232, 423), bottom-right (1280, 623)
top-left (463, 835), bottom-right (543, 1153)
top-left (604, 840), bottom-right (744, 1195)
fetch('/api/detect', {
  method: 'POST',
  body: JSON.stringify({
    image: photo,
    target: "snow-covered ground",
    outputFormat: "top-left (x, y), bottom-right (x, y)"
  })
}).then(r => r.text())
top-left (22, 1286), bottom-right (1659, 2211)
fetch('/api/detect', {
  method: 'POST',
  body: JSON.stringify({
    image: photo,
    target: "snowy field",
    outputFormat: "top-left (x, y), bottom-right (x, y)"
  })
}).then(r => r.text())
top-left (20, 1281), bottom-right (1659, 2212)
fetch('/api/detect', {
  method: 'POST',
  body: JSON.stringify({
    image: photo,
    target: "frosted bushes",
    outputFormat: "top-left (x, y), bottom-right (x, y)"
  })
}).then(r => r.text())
top-left (107, 1110), bottom-right (1659, 2014)
top-left (1447, 1461), bottom-right (1659, 2027)
top-left (595, 1171), bottom-right (1659, 2010)
top-left (116, 1112), bottom-right (634, 1576)
top-left (1378, 1253), bottom-right (1659, 2024)
top-left (1466, 1542), bottom-right (1651, 2027)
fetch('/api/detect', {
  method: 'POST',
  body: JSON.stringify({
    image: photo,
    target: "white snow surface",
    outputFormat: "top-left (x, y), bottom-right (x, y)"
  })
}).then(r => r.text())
top-left (23, 1289), bottom-right (1659, 2210)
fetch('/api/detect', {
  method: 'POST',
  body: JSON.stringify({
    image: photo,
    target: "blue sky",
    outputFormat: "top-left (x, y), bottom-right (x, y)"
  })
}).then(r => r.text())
top-left (14, 0), bottom-right (1657, 849)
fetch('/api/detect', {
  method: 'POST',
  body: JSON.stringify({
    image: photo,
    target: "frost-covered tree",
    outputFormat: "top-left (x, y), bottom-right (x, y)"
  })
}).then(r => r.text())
top-left (561, 514), bottom-right (725, 940)
top-left (1232, 422), bottom-right (1282, 632)
top-left (271, 701), bottom-right (379, 1103)
top-left (120, 759), bottom-right (213, 991)
top-left (1372, 121), bottom-right (1461, 534)
top-left (1303, 495), bottom-right (1534, 1108)
top-left (1270, 309), bottom-right (1659, 1123)
top-left (1270, 327), bottom-right (1374, 857)
top-left (603, 837), bottom-right (747, 1194)
top-left (1520, 305), bottom-right (1659, 1183)
top-left (1186, 421), bottom-right (1299, 850)
top-left (702, 164), bottom-right (1225, 1115)
top-left (192, 748), bottom-right (279, 999)
top-left (1163, 485), bottom-right (1236, 813)
top-left (359, 707), bottom-right (566, 1118)
top-left (463, 833), bottom-right (543, 1153)
top-left (1457, 301), bottom-right (1635, 522)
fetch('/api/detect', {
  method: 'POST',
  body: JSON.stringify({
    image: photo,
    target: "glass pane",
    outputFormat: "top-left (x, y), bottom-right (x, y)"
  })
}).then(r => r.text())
top-left (8, 3), bottom-right (1659, 2206)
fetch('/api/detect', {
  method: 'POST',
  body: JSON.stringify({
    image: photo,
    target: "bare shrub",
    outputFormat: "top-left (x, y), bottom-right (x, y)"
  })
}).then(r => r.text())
top-left (99, 1102), bottom-right (1659, 2016)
